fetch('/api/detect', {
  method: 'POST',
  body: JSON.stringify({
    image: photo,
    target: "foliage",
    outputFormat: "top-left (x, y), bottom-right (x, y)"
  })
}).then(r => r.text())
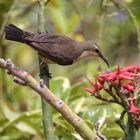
top-left (0, 0), bottom-right (140, 139)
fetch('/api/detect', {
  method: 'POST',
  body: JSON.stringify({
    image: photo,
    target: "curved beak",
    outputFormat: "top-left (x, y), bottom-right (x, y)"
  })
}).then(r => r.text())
top-left (98, 52), bottom-right (109, 67)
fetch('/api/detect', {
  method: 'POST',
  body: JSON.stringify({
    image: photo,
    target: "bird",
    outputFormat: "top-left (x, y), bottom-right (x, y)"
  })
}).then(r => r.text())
top-left (4, 24), bottom-right (109, 67)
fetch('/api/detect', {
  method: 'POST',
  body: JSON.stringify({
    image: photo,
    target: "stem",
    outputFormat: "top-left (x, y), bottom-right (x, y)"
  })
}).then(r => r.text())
top-left (105, 85), bottom-right (122, 105)
top-left (125, 114), bottom-right (136, 140)
top-left (38, 0), bottom-right (54, 139)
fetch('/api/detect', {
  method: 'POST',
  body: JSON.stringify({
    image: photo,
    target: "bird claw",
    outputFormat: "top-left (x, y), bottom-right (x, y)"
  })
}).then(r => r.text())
top-left (40, 61), bottom-right (47, 67)
top-left (39, 62), bottom-right (52, 78)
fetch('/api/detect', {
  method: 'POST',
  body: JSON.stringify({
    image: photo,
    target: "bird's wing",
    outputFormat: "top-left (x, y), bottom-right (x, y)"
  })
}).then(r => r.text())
top-left (25, 33), bottom-right (78, 65)
top-left (24, 33), bottom-right (73, 44)
top-left (33, 42), bottom-right (76, 65)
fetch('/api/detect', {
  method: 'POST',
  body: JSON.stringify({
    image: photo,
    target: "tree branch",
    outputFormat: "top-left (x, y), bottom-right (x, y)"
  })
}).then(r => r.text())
top-left (0, 58), bottom-right (95, 140)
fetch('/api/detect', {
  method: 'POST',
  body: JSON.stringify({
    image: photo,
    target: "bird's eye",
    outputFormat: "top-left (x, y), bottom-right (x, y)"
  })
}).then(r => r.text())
top-left (95, 49), bottom-right (99, 53)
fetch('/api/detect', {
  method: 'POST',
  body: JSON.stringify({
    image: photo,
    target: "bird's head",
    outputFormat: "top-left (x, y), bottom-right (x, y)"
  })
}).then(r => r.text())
top-left (85, 42), bottom-right (109, 67)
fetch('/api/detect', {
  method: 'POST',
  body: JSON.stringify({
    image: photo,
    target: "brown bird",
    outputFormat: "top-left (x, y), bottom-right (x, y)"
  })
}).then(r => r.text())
top-left (4, 24), bottom-right (109, 67)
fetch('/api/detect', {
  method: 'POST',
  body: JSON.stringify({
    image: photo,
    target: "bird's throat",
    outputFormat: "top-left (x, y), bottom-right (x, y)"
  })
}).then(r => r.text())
top-left (75, 51), bottom-right (97, 62)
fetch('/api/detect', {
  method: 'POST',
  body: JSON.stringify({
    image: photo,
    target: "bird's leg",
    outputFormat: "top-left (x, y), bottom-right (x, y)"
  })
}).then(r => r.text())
top-left (40, 61), bottom-right (46, 66)
top-left (39, 61), bottom-right (52, 78)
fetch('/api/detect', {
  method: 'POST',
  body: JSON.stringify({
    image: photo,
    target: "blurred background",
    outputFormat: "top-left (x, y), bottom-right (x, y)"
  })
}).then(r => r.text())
top-left (0, 0), bottom-right (140, 139)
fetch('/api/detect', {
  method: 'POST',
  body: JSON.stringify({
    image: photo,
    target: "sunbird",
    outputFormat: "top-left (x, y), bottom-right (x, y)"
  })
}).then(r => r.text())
top-left (4, 24), bottom-right (109, 67)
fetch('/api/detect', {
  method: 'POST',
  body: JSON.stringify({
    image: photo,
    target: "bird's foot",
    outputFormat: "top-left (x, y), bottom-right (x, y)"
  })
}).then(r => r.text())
top-left (40, 61), bottom-right (47, 67)
top-left (39, 62), bottom-right (52, 78)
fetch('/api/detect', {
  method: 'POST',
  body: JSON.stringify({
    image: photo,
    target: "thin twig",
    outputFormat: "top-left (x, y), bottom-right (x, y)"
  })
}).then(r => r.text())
top-left (94, 93), bottom-right (117, 104)
top-left (105, 84), bottom-right (122, 105)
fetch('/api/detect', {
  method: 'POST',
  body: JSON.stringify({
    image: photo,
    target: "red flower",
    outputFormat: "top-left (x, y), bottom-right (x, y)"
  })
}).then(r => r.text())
top-left (122, 84), bottom-right (134, 92)
top-left (113, 80), bottom-right (119, 85)
top-left (121, 66), bottom-right (140, 72)
top-left (84, 66), bottom-right (140, 96)
top-left (83, 87), bottom-right (96, 94)
top-left (86, 78), bottom-right (104, 89)
top-left (96, 76), bottom-right (105, 84)
top-left (84, 78), bottom-right (103, 94)
top-left (118, 74), bottom-right (133, 80)
top-left (106, 73), bottom-right (117, 81)
top-left (128, 101), bottom-right (140, 113)
top-left (121, 71), bottom-right (138, 77)
top-left (97, 72), bottom-right (116, 81)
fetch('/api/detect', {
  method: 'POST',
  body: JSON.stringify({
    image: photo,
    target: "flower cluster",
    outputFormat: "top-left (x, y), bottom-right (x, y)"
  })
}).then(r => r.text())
top-left (84, 66), bottom-right (140, 129)
top-left (84, 66), bottom-right (140, 96)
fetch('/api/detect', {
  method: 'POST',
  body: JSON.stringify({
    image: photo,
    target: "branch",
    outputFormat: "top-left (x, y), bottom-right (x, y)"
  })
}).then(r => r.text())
top-left (105, 86), bottom-right (122, 105)
top-left (0, 58), bottom-right (95, 140)
top-left (94, 93), bottom-right (117, 104)
top-left (113, 85), bottom-right (128, 109)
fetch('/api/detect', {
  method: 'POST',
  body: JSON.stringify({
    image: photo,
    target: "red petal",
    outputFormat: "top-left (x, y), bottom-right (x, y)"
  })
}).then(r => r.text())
top-left (121, 71), bottom-right (138, 77)
top-left (106, 73), bottom-right (117, 81)
top-left (118, 74), bottom-right (133, 80)
top-left (128, 101), bottom-right (140, 113)
top-left (121, 66), bottom-right (140, 72)
top-left (98, 73), bottom-right (110, 79)
top-left (83, 87), bottom-right (96, 93)
top-left (86, 78), bottom-right (97, 87)
top-left (127, 85), bottom-right (134, 91)
top-left (86, 78), bottom-right (103, 89)
top-left (122, 84), bottom-right (134, 92)
top-left (113, 80), bottom-right (119, 85)
top-left (96, 76), bottom-right (105, 83)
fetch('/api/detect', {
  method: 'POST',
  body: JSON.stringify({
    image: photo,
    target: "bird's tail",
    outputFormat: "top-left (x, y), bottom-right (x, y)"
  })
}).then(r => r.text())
top-left (4, 24), bottom-right (25, 43)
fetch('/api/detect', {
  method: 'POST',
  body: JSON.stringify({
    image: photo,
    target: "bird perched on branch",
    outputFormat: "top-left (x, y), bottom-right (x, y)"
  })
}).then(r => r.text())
top-left (4, 24), bottom-right (109, 67)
